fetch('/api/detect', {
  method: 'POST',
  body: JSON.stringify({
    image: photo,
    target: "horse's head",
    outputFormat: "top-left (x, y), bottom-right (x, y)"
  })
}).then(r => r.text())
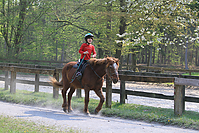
top-left (106, 57), bottom-right (119, 84)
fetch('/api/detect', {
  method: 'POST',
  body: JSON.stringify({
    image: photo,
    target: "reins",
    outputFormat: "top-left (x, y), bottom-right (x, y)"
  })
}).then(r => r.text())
top-left (70, 55), bottom-right (86, 83)
top-left (88, 63), bottom-right (103, 80)
top-left (70, 58), bottom-right (117, 84)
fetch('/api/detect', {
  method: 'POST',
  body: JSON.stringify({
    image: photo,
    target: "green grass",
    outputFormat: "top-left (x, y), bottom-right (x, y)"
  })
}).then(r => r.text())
top-left (0, 115), bottom-right (82, 133)
top-left (182, 72), bottom-right (199, 76)
top-left (0, 88), bottom-right (199, 130)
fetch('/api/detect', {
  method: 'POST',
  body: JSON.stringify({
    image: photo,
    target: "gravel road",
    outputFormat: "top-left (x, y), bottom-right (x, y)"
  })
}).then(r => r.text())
top-left (0, 74), bottom-right (199, 132)
top-left (0, 101), bottom-right (198, 133)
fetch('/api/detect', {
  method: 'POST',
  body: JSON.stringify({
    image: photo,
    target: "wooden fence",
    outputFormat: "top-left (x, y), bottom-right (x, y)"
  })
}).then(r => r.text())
top-left (117, 73), bottom-right (199, 116)
top-left (123, 64), bottom-right (199, 75)
top-left (0, 64), bottom-right (61, 98)
top-left (0, 64), bottom-right (199, 115)
top-left (0, 57), bottom-right (68, 67)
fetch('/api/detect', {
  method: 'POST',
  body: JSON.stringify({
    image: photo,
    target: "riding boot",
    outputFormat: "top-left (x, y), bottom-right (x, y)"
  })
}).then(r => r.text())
top-left (76, 64), bottom-right (83, 80)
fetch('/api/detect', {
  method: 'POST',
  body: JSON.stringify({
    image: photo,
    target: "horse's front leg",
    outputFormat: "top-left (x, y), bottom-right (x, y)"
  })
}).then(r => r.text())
top-left (67, 87), bottom-right (75, 113)
top-left (94, 88), bottom-right (105, 114)
top-left (84, 88), bottom-right (90, 115)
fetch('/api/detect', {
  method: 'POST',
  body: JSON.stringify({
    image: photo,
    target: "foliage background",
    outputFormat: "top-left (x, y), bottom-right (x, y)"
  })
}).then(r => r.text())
top-left (1, 0), bottom-right (199, 68)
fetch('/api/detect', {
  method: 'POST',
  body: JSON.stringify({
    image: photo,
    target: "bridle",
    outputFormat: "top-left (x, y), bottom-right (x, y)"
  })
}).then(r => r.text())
top-left (89, 63), bottom-right (103, 80)
top-left (106, 63), bottom-right (118, 80)
top-left (89, 62), bottom-right (118, 81)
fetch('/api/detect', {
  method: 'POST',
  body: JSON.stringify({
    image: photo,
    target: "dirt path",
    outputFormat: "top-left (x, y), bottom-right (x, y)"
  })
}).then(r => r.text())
top-left (0, 74), bottom-right (199, 132)
top-left (1, 101), bottom-right (198, 133)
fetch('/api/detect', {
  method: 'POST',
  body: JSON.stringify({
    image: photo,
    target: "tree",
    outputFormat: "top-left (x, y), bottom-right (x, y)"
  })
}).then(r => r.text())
top-left (115, 0), bottom-right (198, 68)
top-left (0, 0), bottom-right (53, 58)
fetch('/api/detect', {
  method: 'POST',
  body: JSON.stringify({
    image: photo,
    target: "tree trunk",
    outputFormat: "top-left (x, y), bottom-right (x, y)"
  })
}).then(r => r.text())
top-left (127, 54), bottom-right (129, 70)
top-left (61, 42), bottom-right (65, 62)
top-left (185, 38), bottom-right (188, 69)
top-left (116, 0), bottom-right (127, 69)
top-left (196, 46), bottom-right (198, 66)
top-left (132, 49), bottom-right (136, 71)
top-left (14, 0), bottom-right (27, 58)
top-left (180, 46), bottom-right (183, 66)
top-left (141, 49), bottom-right (144, 63)
top-left (146, 45), bottom-right (152, 72)
top-left (198, 47), bottom-right (199, 66)
top-left (153, 47), bottom-right (155, 64)
top-left (105, 2), bottom-right (112, 56)
top-left (161, 45), bottom-right (163, 64)
top-left (164, 45), bottom-right (166, 64)
top-left (149, 45), bottom-right (152, 66)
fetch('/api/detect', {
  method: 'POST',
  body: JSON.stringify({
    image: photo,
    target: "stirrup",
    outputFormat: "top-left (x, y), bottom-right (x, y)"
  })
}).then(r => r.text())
top-left (76, 72), bottom-right (82, 80)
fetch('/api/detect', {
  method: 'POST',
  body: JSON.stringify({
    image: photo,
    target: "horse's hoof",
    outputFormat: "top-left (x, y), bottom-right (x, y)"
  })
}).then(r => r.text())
top-left (94, 109), bottom-right (98, 115)
top-left (63, 108), bottom-right (67, 113)
top-left (84, 112), bottom-right (90, 116)
top-left (68, 110), bottom-right (73, 113)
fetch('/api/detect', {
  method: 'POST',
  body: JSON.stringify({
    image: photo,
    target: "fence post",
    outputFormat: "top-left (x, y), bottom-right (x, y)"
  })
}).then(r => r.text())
top-left (120, 80), bottom-right (125, 104)
top-left (76, 89), bottom-right (82, 98)
top-left (5, 71), bottom-right (9, 90)
top-left (106, 76), bottom-right (112, 108)
top-left (10, 69), bottom-right (16, 94)
top-left (174, 84), bottom-right (185, 116)
top-left (53, 69), bottom-right (59, 99)
top-left (35, 74), bottom-right (39, 92)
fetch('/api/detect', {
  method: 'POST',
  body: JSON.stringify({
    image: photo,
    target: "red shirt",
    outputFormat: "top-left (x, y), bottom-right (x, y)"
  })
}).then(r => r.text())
top-left (79, 43), bottom-right (96, 60)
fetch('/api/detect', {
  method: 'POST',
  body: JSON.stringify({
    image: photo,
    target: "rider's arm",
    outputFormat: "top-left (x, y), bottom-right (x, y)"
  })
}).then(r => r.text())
top-left (92, 45), bottom-right (96, 58)
top-left (79, 43), bottom-right (85, 55)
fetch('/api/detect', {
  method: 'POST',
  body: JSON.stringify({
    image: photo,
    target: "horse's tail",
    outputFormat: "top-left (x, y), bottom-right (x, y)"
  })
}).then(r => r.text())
top-left (49, 77), bottom-right (63, 88)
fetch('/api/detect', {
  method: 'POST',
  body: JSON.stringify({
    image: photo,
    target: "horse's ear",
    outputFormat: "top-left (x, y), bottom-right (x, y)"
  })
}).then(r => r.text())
top-left (116, 58), bottom-right (120, 63)
top-left (106, 56), bottom-right (111, 61)
top-left (116, 61), bottom-right (119, 67)
top-left (114, 58), bottom-right (120, 67)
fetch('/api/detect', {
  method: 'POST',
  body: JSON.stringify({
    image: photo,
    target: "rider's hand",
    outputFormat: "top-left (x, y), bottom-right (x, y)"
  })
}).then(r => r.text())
top-left (92, 55), bottom-right (96, 58)
top-left (83, 51), bottom-right (89, 54)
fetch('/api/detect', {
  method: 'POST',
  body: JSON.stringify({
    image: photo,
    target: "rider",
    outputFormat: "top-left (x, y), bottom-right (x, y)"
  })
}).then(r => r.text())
top-left (76, 33), bottom-right (96, 79)
top-left (79, 33), bottom-right (96, 62)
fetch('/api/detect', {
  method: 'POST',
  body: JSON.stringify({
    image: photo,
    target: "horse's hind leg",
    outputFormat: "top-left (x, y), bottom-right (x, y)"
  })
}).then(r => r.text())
top-left (94, 88), bottom-right (105, 114)
top-left (67, 87), bottom-right (75, 113)
top-left (62, 80), bottom-right (70, 113)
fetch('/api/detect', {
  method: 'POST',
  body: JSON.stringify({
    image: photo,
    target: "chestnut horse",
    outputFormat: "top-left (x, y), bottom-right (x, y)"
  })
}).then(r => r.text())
top-left (50, 57), bottom-right (119, 115)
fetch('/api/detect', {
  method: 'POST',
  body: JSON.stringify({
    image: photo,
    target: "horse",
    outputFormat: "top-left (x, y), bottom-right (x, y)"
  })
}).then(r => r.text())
top-left (50, 57), bottom-right (119, 115)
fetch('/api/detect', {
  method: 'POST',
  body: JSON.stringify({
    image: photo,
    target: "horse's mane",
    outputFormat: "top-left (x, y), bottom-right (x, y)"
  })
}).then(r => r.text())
top-left (88, 57), bottom-right (119, 67)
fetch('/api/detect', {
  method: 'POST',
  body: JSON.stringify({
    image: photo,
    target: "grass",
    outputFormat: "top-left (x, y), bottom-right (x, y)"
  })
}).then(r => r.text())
top-left (0, 115), bottom-right (82, 133)
top-left (183, 72), bottom-right (199, 76)
top-left (0, 88), bottom-right (199, 131)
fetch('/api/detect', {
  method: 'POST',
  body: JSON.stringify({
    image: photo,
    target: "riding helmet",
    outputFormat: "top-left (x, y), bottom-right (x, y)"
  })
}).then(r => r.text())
top-left (85, 33), bottom-right (94, 43)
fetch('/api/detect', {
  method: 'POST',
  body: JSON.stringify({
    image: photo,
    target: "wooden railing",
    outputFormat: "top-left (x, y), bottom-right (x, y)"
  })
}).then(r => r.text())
top-left (126, 65), bottom-right (199, 75)
top-left (0, 64), bottom-right (62, 99)
top-left (117, 72), bottom-right (199, 116)
top-left (0, 57), bottom-right (69, 67)
top-left (0, 64), bottom-right (199, 115)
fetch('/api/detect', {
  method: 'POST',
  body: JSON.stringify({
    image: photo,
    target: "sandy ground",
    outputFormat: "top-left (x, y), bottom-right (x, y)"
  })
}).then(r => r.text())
top-left (1, 101), bottom-right (199, 133)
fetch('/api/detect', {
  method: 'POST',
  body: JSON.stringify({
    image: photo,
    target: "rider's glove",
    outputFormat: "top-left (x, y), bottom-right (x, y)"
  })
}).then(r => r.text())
top-left (83, 51), bottom-right (89, 54)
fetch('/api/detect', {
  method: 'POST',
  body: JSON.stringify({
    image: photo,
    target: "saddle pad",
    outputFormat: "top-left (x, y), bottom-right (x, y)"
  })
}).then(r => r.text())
top-left (73, 62), bottom-right (88, 74)
top-left (73, 63), bottom-right (78, 68)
